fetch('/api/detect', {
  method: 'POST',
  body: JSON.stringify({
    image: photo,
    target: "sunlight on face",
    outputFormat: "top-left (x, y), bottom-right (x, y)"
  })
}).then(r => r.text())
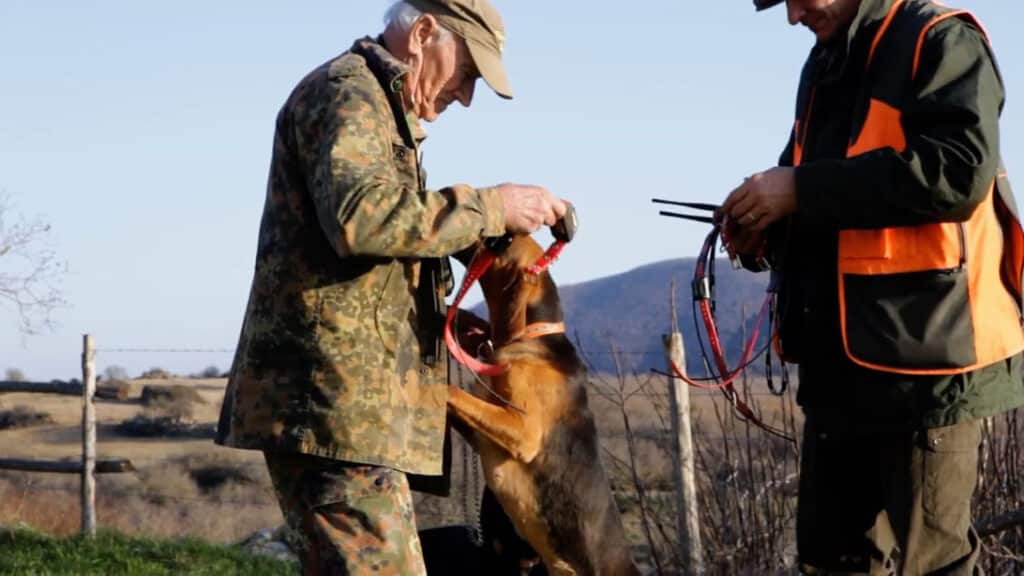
top-left (786, 0), bottom-right (861, 43)
top-left (414, 33), bottom-right (479, 122)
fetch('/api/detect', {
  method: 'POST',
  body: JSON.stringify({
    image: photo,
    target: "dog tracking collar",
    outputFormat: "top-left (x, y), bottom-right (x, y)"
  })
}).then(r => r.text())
top-left (507, 321), bottom-right (566, 343)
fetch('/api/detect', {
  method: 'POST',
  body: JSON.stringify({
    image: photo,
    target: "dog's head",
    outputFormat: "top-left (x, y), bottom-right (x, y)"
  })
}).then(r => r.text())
top-left (477, 235), bottom-right (563, 346)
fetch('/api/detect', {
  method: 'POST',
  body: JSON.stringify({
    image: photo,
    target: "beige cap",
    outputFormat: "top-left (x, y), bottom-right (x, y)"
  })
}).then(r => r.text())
top-left (406, 0), bottom-right (513, 99)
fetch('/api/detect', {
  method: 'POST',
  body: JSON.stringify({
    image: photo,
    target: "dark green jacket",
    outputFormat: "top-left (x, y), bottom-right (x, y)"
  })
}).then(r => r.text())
top-left (770, 0), bottom-right (1024, 432)
top-left (216, 38), bottom-right (505, 474)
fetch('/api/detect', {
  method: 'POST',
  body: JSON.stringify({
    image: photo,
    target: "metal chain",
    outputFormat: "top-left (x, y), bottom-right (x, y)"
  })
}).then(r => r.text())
top-left (457, 369), bottom-right (484, 546)
top-left (460, 423), bottom-right (483, 546)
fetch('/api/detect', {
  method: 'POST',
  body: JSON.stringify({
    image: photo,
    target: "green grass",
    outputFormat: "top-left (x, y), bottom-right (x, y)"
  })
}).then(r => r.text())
top-left (0, 527), bottom-right (296, 575)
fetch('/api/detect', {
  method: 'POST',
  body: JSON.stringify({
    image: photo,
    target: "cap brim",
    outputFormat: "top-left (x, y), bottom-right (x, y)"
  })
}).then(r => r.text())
top-left (754, 0), bottom-right (784, 10)
top-left (466, 40), bottom-right (513, 100)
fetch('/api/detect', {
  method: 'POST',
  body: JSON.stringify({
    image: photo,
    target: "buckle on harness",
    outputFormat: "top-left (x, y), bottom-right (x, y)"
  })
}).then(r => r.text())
top-left (692, 275), bottom-right (714, 302)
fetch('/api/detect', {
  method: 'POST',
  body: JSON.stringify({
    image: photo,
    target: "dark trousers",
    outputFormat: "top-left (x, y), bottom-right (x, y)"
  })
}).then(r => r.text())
top-left (797, 418), bottom-right (982, 575)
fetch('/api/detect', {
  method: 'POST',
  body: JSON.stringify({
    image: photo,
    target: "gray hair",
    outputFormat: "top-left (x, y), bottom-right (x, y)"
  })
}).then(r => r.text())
top-left (383, 1), bottom-right (454, 41)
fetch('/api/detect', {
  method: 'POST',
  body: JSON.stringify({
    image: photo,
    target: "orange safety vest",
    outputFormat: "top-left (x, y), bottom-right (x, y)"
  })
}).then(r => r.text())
top-left (791, 0), bottom-right (1024, 375)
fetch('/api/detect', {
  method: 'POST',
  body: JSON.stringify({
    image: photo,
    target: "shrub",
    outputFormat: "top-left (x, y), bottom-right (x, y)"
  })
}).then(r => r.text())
top-left (4, 368), bottom-right (26, 382)
top-left (95, 379), bottom-right (135, 400)
top-left (0, 406), bottom-right (54, 430)
top-left (140, 384), bottom-right (205, 421)
top-left (113, 415), bottom-right (216, 439)
top-left (197, 365), bottom-right (222, 379)
top-left (102, 365), bottom-right (129, 381)
top-left (139, 367), bottom-right (172, 379)
top-left (190, 463), bottom-right (257, 493)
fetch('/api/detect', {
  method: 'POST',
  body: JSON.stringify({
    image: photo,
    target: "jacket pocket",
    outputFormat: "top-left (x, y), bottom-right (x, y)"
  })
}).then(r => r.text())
top-left (374, 260), bottom-right (414, 354)
top-left (842, 268), bottom-right (975, 369)
top-left (391, 143), bottom-right (419, 187)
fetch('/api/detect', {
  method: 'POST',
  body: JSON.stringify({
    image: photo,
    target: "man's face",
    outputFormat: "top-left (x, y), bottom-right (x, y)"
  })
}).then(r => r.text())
top-left (407, 16), bottom-right (479, 122)
top-left (786, 0), bottom-right (861, 43)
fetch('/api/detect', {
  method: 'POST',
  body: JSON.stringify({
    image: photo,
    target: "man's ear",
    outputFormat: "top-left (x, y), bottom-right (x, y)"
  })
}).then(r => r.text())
top-left (408, 13), bottom-right (440, 55)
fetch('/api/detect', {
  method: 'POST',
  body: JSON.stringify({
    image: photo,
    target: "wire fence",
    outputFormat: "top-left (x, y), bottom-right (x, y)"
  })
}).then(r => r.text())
top-left (0, 478), bottom-right (279, 509)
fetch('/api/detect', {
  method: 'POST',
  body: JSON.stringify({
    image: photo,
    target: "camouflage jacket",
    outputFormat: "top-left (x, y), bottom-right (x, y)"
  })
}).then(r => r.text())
top-left (216, 38), bottom-right (505, 475)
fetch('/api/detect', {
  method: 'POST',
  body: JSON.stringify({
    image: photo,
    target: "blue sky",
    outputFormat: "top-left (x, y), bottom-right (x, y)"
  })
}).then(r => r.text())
top-left (1, 1), bottom-right (1021, 380)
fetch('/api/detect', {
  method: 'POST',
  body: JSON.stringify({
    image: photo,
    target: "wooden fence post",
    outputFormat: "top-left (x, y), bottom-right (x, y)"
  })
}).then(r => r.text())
top-left (664, 282), bottom-right (704, 574)
top-left (81, 334), bottom-right (96, 537)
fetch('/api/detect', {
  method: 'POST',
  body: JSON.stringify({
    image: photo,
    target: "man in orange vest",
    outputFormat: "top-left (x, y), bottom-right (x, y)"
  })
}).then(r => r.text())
top-left (724, 0), bottom-right (1024, 573)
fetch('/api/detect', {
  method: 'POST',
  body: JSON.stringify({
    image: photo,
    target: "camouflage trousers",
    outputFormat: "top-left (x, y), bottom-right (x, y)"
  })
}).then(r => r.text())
top-left (797, 418), bottom-right (982, 575)
top-left (264, 452), bottom-right (426, 576)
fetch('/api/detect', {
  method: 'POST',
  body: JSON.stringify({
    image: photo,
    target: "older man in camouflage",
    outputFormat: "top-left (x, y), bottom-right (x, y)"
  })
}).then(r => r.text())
top-left (215, 1), bottom-right (566, 573)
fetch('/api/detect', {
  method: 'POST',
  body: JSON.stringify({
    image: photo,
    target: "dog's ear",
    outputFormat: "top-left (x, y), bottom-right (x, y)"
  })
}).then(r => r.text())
top-left (478, 260), bottom-right (516, 338)
top-left (491, 269), bottom-right (531, 343)
top-left (525, 272), bottom-right (563, 325)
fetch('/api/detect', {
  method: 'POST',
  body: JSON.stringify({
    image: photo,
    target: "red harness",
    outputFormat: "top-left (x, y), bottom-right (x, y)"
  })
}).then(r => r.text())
top-left (444, 239), bottom-right (568, 375)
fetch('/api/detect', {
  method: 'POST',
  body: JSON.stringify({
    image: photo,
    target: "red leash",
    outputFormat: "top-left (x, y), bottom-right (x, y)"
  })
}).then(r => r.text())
top-left (526, 240), bottom-right (567, 276)
top-left (444, 239), bottom-right (569, 376)
top-left (444, 249), bottom-right (507, 376)
top-left (654, 199), bottom-right (795, 444)
top-left (671, 293), bottom-right (772, 390)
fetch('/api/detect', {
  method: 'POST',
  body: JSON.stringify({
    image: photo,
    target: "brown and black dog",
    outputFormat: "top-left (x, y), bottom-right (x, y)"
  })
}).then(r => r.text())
top-left (447, 235), bottom-right (641, 576)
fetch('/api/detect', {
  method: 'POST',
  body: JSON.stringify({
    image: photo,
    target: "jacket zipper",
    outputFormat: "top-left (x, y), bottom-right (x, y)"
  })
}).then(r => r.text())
top-left (956, 222), bottom-right (967, 270)
top-left (798, 86), bottom-right (818, 159)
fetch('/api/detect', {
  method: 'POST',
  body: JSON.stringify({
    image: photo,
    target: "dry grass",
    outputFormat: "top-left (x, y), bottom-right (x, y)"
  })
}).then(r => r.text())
top-left (0, 378), bottom-right (281, 543)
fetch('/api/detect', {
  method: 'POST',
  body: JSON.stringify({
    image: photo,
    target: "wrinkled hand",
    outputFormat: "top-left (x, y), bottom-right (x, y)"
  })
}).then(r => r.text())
top-left (451, 308), bottom-right (492, 358)
top-left (496, 183), bottom-right (568, 235)
top-left (721, 167), bottom-right (798, 233)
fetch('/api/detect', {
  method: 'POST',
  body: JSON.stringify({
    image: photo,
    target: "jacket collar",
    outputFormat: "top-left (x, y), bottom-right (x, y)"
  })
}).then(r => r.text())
top-left (350, 37), bottom-right (427, 144)
top-left (838, 0), bottom-right (895, 53)
top-left (809, 0), bottom-right (895, 81)
top-left (352, 36), bottom-right (409, 95)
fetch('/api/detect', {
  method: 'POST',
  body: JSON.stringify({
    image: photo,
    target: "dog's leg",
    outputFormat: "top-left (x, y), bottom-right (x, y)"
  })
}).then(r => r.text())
top-left (447, 387), bottom-right (542, 463)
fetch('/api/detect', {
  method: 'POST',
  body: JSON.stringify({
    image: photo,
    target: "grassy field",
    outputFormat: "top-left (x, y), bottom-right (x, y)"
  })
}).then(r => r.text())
top-left (1, 371), bottom-right (1019, 574)
top-left (0, 527), bottom-right (296, 575)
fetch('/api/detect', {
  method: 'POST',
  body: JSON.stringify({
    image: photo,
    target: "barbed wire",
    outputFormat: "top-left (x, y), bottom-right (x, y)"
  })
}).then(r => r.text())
top-left (96, 347), bottom-right (235, 354)
top-left (2, 479), bottom-right (279, 508)
top-left (88, 343), bottom-right (767, 360)
top-left (93, 346), bottom-right (663, 356)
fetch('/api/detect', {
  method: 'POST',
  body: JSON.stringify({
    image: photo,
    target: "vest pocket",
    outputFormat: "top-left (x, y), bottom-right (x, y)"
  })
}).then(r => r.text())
top-left (843, 268), bottom-right (976, 369)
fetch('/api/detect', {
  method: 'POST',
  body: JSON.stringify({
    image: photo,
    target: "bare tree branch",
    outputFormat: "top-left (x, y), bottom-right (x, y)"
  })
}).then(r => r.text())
top-left (978, 508), bottom-right (1024, 538)
top-left (0, 195), bottom-right (66, 335)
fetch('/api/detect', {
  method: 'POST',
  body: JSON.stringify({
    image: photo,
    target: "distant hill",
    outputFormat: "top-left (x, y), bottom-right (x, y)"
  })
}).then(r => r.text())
top-left (473, 258), bottom-right (773, 375)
